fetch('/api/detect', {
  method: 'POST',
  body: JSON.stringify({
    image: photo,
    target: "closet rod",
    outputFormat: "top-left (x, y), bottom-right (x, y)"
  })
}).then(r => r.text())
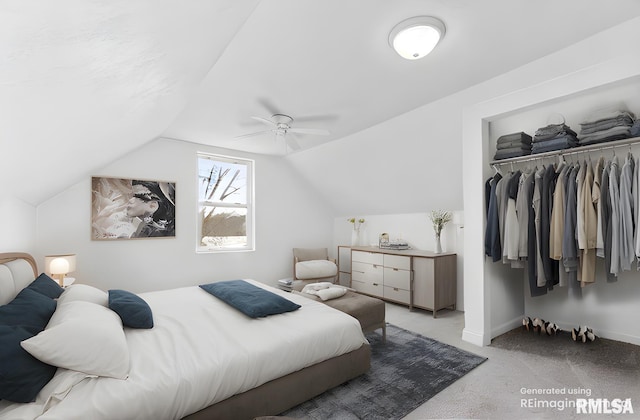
top-left (490, 135), bottom-right (640, 166)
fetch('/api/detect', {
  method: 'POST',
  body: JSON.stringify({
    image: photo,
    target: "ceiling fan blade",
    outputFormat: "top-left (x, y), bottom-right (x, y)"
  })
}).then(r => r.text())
top-left (286, 136), bottom-right (301, 151)
top-left (234, 130), bottom-right (272, 139)
top-left (288, 128), bottom-right (330, 136)
top-left (251, 116), bottom-right (276, 126)
top-left (257, 98), bottom-right (280, 116)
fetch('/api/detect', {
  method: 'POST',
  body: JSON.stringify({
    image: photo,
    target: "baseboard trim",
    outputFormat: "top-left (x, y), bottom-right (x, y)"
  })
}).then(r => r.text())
top-left (462, 328), bottom-right (489, 347)
top-left (490, 316), bottom-right (522, 341)
top-left (552, 319), bottom-right (640, 346)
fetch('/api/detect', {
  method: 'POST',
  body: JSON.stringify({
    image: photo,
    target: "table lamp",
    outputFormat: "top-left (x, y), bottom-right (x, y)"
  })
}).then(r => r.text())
top-left (45, 254), bottom-right (76, 286)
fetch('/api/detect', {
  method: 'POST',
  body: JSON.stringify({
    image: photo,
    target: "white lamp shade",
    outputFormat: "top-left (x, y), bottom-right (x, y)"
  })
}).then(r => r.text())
top-left (45, 254), bottom-right (76, 275)
top-left (389, 16), bottom-right (445, 60)
top-left (49, 258), bottom-right (69, 275)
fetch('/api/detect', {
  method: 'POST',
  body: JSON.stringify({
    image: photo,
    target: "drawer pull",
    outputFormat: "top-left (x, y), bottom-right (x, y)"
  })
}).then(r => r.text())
top-left (373, 264), bottom-right (378, 268)
top-left (393, 268), bottom-right (399, 271)
top-left (373, 283), bottom-right (379, 286)
top-left (394, 287), bottom-right (399, 291)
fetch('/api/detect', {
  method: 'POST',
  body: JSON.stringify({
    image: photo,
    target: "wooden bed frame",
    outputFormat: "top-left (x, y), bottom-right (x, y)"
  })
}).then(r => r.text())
top-left (0, 252), bottom-right (371, 420)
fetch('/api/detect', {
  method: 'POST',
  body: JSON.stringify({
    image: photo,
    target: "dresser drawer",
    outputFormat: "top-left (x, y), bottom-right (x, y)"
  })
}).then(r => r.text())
top-left (351, 262), bottom-right (383, 285)
top-left (383, 285), bottom-right (410, 304)
top-left (352, 251), bottom-right (383, 265)
top-left (383, 267), bottom-right (411, 289)
top-left (383, 254), bottom-right (411, 270)
top-left (352, 279), bottom-right (383, 297)
top-left (352, 261), bottom-right (383, 275)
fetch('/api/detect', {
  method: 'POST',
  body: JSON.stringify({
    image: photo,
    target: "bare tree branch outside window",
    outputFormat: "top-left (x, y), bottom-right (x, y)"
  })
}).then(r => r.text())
top-left (197, 154), bottom-right (253, 251)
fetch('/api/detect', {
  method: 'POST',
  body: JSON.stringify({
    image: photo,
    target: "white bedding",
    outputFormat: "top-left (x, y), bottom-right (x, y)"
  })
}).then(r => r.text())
top-left (0, 279), bottom-right (367, 420)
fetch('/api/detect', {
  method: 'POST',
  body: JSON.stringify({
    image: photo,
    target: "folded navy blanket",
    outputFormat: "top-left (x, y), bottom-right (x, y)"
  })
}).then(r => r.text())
top-left (200, 280), bottom-right (301, 318)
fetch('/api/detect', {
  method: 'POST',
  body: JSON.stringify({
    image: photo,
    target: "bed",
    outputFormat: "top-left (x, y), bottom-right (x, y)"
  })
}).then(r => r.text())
top-left (0, 252), bottom-right (370, 419)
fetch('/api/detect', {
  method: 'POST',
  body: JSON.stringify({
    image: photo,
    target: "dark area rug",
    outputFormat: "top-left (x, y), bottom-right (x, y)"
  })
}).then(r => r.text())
top-left (281, 324), bottom-right (487, 420)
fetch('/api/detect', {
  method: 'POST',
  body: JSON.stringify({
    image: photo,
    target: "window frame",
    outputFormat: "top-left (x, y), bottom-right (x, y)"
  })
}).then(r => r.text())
top-left (196, 152), bottom-right (255, 253)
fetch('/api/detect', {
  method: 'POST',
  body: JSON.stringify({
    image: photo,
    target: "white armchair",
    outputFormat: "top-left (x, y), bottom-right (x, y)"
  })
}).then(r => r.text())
top-left (292, 248), bottom-right (338, 290)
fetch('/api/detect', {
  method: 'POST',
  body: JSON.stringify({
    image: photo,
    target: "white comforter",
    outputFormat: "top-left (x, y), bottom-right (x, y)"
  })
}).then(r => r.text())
top-left (0, 280), bottom-right (367, 419)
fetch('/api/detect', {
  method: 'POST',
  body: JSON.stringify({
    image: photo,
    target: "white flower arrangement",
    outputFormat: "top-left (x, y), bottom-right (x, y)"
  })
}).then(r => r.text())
top-left (348, 217), bottom-right (365, 230)
top-left (429, 210), bottom-right (452, 237)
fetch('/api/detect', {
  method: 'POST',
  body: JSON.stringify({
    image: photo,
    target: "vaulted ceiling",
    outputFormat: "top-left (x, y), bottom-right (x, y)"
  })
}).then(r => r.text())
top-left (3, 0), bottom-right (640, 205)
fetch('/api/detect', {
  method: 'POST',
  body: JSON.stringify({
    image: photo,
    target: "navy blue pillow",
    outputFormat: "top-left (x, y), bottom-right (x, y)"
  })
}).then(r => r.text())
top-left (0, 324), bottom-right (57, 403)
top-left (199, 280), bottom-right (301, 318)
top-left (108, 289), bottom-right (154, 329)
top-left (0, 288), bottom-right (57, 330)
top-left (27, 273), bottom-right (64, 299)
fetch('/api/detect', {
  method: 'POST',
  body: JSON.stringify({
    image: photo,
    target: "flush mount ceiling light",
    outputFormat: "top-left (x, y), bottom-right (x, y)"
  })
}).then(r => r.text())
top-left (389, 16), bottom-right (446, 60)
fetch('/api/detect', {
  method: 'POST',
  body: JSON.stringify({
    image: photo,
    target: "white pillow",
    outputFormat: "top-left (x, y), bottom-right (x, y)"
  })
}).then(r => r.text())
top-left (295, 260), bottom-right (337, 279)
top-left (57, 284), bottom-right (108, 307)
top-left (21, 301), bottom-right (130, 379)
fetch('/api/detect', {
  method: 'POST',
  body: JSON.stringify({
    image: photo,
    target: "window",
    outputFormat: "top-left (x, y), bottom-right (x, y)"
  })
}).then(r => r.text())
top-left (197, 153), bottom-right (254, 252)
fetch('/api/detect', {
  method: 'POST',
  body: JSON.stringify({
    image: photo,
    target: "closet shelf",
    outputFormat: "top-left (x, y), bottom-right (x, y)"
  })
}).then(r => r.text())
top-left (490, 135), bottom-right (640, 166)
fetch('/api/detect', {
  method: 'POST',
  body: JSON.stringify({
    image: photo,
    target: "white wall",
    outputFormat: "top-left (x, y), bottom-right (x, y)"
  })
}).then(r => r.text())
top-left (0, 197), bottom-right (36, 254)
top-left (35, 138), bottom-right (335, 292)
top-left (286, 92), bottom-right (464, 216)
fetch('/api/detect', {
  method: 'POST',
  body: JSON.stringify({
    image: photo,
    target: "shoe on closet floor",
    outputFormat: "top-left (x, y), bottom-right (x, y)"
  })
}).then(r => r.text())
top-left (522, 317), bottom-right (534, 332)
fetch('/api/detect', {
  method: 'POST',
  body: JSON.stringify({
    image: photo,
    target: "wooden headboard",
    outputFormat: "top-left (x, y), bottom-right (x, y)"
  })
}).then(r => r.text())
top-left (0, 252), bottom-right (38, 305)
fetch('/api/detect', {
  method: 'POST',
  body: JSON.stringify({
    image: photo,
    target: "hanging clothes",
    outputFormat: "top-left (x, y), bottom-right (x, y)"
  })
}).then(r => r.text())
top-left (635, 157), bottom-right (640, 268)
top-left (564, 163), bottom-right (584, 299)
top-left (550, 163), bottom-right (569, 286)
top-left (619, 153), bottom-right (635, 271)
top-left (579, 161), bottom-right (597, 287)
top-left (609, 156), bottom-right (621, 278)
top-left (541, 164), bottom-right (559, 290)
top-left (563, 164), bottom-right (580, 286)
top-left (484, 173), bottom-right (502, 262)
top-left (516, 169), bottom-right (533, 260)
top-left (526, 169), bottom-right (547, 297)
top-left (533, 167), bottom-right (547, 288)
top-left (504, 170), bottom-right (522, 265)
top-left (484, 141), bottom-right (640, 297)
top-left (498, 172), bottom-right (514, 264)
top-left (594, 157), bottom-right (605, 258)
top-left (600, 161), bottom-right (616, 281)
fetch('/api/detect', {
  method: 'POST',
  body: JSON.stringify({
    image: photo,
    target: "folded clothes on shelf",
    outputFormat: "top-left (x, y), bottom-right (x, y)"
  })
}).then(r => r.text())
top-left (532, 123), bottom-right (578, 142)
top-left (578, 106), bottom-right (635, 145)
top-left (496, 132), bottom-right (532, 145)
top-left (494, 132), bottom-right (532, 160)
top-left (531, 134), bottom-right (579, 154)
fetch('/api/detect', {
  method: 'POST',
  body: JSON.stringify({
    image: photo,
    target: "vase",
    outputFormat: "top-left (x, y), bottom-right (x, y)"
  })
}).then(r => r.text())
top-left (351, 229), bottom-right (360, 246)
top-left (434, 234), bottom-right (442, 253)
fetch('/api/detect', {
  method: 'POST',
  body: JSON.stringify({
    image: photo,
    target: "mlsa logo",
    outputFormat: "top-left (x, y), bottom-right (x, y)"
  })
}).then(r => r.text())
top-left (576, 398), bottom-right (633, 414)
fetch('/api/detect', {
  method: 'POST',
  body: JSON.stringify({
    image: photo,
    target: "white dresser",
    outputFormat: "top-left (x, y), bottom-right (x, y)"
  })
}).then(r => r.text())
top-left (349, 246), bottom-right (456, 318)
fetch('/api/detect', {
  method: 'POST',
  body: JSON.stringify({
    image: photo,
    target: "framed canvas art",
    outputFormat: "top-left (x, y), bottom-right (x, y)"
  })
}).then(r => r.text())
top-left (91, 177), bottom-right (176, 240)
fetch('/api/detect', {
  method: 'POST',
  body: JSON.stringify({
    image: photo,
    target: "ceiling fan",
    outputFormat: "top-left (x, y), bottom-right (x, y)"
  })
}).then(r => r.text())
top-left (235, 113), bottom-right (330, 152)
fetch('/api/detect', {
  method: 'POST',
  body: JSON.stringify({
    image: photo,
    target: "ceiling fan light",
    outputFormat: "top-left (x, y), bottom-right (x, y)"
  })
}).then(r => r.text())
top-left (389, 16), bottom-right (445, 60)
